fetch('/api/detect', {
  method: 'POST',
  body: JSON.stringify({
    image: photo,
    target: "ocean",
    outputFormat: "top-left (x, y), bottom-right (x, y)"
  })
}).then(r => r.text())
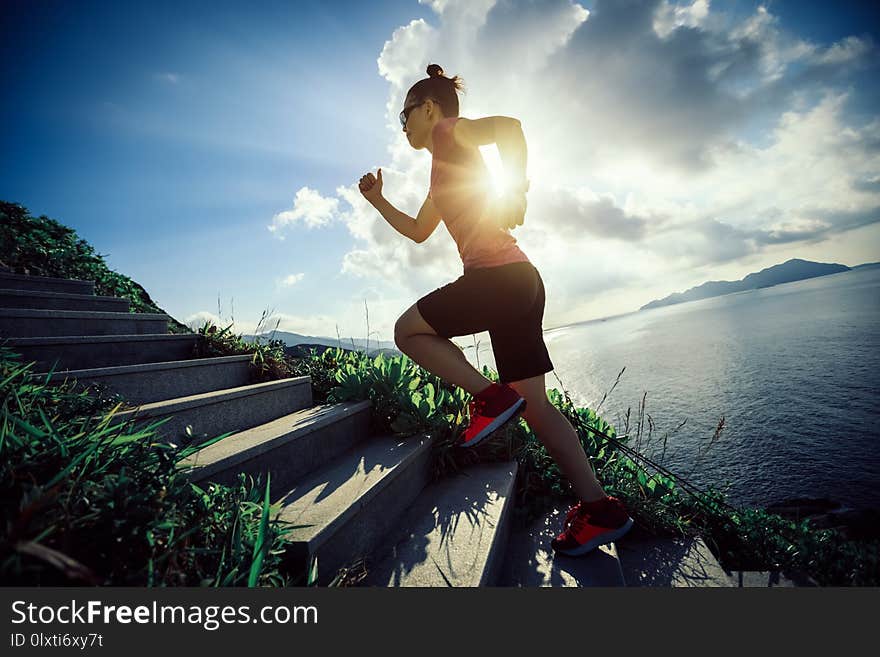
top-left (469, 266), bottom-right (880, 512)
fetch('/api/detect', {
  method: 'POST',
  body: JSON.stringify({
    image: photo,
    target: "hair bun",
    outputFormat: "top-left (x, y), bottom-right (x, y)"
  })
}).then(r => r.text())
top-left (426, 64), bottom-right (444, 78)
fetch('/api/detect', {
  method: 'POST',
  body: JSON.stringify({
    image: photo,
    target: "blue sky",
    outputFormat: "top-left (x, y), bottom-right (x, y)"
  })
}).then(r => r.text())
top-left (2, 0), bottom-right (878, 344)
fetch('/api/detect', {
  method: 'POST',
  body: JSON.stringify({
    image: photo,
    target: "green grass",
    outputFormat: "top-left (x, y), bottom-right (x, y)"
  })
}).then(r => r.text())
top-left (0, 344), bottom-right (315, 586)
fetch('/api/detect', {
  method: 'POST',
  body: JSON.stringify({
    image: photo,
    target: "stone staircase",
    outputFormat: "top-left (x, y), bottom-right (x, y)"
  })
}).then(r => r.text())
top-left (3, 269), bottom-right (786, 587)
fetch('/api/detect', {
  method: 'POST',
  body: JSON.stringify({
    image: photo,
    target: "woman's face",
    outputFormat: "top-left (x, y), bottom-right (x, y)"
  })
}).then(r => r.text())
top-left (402, 92), bottom-right (441, 150)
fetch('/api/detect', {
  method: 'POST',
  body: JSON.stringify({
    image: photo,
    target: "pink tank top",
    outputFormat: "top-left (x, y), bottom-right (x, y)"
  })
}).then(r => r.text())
top-left (428, 116), bottom-right (531, 274)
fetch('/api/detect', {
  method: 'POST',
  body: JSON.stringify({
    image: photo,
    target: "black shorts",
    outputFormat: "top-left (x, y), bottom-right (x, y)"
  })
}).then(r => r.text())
top-left (416, 261), bottom-right (555, 384)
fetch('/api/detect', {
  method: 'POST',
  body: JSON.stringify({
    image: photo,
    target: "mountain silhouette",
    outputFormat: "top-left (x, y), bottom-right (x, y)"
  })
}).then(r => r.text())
top-left (639, 258), bottom-right (878, 311)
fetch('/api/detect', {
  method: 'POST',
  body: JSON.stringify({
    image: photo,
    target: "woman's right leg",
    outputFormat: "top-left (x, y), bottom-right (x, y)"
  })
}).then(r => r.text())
top-left (508, 373), bottom-right (607, 503)
top-left (394, 301), bottom-right (493, 396)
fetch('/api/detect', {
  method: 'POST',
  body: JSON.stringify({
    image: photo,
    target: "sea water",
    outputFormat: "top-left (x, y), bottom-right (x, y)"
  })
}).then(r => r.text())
top-left (472, 266), bottom-right (880, 511)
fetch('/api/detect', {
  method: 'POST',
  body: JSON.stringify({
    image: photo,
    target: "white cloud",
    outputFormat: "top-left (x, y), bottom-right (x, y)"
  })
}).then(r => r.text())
top-left (272, 0), bottom-right (880, 328)
top-left (278, 272), bottom-right (306, 287)
top-left (183, 308), bottom-right (352, 340)
top-left (816, 34), bottom-right (874, 66)
top-left (183, 311), bottom-right (223, 332)
top-left (653, 0), bottom-right (710, 38)
top-left (153, 72), bottom-right (180, 84)
top-left (252, 312), bottom-right (346, 338)
top-left (268, 186), bottom-right (340, 238)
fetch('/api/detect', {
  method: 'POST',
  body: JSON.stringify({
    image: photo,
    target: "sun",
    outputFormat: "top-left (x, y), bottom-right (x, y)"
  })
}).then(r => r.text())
top-left (479, 145), bottom-right (519, 198)
top-left (478, 142), bottom-right (547, 198)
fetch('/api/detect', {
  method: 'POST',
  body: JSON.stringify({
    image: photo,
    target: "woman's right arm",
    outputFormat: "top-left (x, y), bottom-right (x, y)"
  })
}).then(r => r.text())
top-left (369, 195), bottom-right (421, 243)
top-left (360, 167), bottom-right (420, 243)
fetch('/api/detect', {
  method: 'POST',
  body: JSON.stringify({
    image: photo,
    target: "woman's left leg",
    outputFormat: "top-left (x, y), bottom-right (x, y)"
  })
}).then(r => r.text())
top-left (394, 302), bottom-right (492, 396)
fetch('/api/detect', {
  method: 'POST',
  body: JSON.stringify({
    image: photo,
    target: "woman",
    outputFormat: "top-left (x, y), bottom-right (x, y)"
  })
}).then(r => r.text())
top-left (358, 64), bottom-right (633, 556)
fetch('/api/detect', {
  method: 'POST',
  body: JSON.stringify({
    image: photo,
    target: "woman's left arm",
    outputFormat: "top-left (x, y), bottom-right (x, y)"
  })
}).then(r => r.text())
top-left (456, 117), bottom-right (529, 229)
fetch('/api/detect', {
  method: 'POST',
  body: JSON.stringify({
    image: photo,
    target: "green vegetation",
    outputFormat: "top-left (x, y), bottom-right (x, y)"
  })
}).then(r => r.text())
top-left (0, 344), bottom-right (314, 586)
top-left (0, 201), bottom-right (190, 332)
top-left (2, 199), bottom-right (877, 586)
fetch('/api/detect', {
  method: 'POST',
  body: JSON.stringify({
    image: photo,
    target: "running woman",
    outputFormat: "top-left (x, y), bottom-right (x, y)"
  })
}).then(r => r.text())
top-left (358, 64), bottom-right (633, 556)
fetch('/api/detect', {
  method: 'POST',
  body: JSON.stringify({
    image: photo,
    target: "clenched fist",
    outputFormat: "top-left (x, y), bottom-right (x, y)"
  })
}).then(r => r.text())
top-left (358, 168), bottom-right (383, 203)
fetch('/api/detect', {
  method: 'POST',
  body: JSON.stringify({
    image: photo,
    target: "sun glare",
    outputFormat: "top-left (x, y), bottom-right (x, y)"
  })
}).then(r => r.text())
top-left (479, 145), bottom-right (514, 197)
top-left (479, 142), bottom-right (550, 197)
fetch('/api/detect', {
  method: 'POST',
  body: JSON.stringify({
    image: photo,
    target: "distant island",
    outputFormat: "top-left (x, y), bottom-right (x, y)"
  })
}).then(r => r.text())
top-left (241, 329), bottom-right (401, 359)
top-left (639, 258), bottom-right (880, 312)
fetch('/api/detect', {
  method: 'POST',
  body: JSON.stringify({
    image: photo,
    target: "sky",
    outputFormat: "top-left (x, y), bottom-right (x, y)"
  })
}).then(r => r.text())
top-left (2, 0), bottom-right (879, 345)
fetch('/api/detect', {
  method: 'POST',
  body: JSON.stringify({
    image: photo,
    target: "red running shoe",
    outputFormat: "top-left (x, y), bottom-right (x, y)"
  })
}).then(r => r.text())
top-left (460, 382), bottom-right (527, 448)
top-left (551, 495), bottom-right (634, 556)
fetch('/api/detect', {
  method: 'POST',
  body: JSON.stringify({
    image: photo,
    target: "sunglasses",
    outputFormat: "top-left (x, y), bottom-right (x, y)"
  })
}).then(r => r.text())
top-left (399, 99), bottom-right (432, 128)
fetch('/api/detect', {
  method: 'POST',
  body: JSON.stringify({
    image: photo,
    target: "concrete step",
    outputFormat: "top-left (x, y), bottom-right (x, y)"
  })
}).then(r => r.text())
top-left (616, 534), bottom-right (736, 586)
top-left (0, 288), bottom-right (130, 312)
top-left (3, 334), bottom-right (200, 370)
top-left (107, 376), bottom-right (313, 447)
top-left (0, 271), bottom-right (95, 295)
top-left (498, 507), bottom-right (626, 586)
top-left (180, 399), bottom-right (373, 492)
top-left (276, 432), bottom-right (435, 586)
top-left (28, 354), bottom-right (255, 404)
top-left (0, 308), bottom-right (168, 337)
top-left (358, 460), bottom-right (519, 587)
